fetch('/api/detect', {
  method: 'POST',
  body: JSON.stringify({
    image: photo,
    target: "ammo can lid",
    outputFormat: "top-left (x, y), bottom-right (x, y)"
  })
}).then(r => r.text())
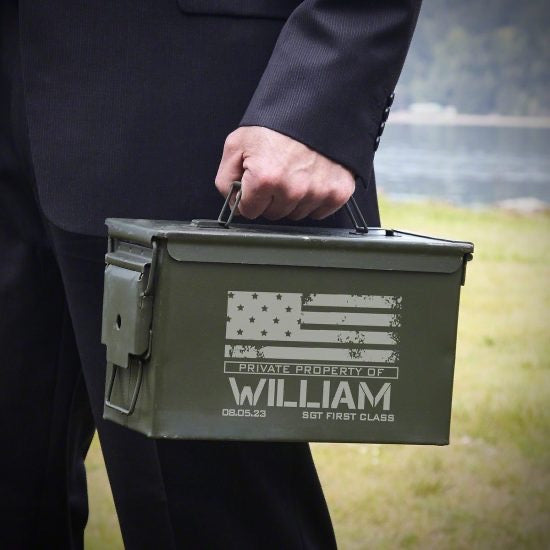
top-left (106, 218), bottom-right (474, 275)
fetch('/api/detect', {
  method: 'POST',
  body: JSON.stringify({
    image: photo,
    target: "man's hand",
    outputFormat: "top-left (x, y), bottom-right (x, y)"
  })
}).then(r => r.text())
top-left (215, 126), bottom-right (355, 221)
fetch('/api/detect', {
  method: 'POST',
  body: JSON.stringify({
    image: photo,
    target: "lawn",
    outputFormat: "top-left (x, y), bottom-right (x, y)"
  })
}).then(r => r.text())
top-left (85, 198), bottom-right (550, 549)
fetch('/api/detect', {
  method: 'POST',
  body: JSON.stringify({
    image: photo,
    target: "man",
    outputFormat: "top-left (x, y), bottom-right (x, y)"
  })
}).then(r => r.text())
top-left (1, 1), bottom-right (421, 548)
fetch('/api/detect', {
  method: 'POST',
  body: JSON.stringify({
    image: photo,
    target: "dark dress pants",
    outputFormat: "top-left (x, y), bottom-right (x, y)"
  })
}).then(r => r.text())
top-left (0, 3), bottom-right (336, 548)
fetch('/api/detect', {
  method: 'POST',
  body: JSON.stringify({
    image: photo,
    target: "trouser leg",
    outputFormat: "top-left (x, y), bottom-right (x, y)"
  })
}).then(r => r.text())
top-left (0, 111), bottom-right (93, 550)
top-left (156, 438), bottom-right (337, 549)
top-left (5, 0), bottom-right (337, 543)
top-left (50, 226), bottom-right (337, 550)
top-left (0, 209), bottom-right (94, 550)
top-left (49, 228), bottom-right (178, 550)
top-left (1, 2), bottom-right (94, 546)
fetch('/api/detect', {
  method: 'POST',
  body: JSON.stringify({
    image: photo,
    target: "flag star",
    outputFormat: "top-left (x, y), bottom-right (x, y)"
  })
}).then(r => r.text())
top-left (285, 306), bottom-right (292, 312)
top-left (297, 319), bottom-right (302, 325)
top-left (273, 317), bottom-right (279, 324)
top-left (249, 317), bottom-right (255, 323)
top-left (252, 293), bottom-right (258, 299)
top-left (285, 330), bottom-right (292, 337)
top-left (276, 294), bottom-right (282, 300)
top-left (261, 329), bottom-right (268, 336)
top-left (237, 304), bottom-right (244, 311)
top-left (237, 329), bottom-right (243, 335)
top-left (226, 316), bottom-right (231, 323)
top-left (228, 292), bottom-right (234, 298)
top-left (261, 305), bottom-right (268, 311)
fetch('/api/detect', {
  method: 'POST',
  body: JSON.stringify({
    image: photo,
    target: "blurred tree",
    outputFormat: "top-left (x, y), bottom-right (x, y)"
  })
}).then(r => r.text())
top-left (396, 0), bottom-right (550, 115)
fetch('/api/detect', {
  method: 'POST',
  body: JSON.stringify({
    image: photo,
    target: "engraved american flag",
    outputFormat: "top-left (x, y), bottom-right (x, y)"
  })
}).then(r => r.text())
top-left (224, 292), bottom-right (401, 364)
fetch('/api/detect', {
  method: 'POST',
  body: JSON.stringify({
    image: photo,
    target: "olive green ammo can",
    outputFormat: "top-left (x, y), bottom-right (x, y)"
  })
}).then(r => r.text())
top-left (101, 216), bottom-right (473, 445)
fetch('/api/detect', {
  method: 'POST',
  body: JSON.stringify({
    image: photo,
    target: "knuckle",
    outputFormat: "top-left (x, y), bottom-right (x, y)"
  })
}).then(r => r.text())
top-left (254, 169), bottom-right (278, 190)
top-left (305, 185), bottom-right (324, 204)
top-left (224, 132), bottom-right (239, 152)
top-left (329, 184), bottom-right (353, 205)
top-left (238, 202), bottom-right (259, 220)
top-left (271, 167), bottom-right (285, 183)
top-left (285, 184), bottom-right (307, 204)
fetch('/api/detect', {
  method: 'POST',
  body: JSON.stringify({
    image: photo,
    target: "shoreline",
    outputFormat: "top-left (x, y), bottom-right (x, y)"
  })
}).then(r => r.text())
top-left (379, 192), bottom-right (549, 215)
top-left (389, 111), bottom-right (550, 129)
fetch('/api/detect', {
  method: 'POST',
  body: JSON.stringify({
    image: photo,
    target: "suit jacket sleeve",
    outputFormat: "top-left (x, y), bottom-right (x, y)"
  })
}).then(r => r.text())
top-left (239, 0), bottom-right (422, 184)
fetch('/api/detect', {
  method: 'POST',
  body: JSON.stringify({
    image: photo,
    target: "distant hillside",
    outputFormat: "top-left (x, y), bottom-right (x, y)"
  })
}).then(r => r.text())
top-left (396, 0), bottom-right (550, 115)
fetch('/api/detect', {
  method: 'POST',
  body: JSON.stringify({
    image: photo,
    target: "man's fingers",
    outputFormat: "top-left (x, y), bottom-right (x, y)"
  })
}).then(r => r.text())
top-left (215, 134), bottom-right (244, 198)
top-left (215, 127), bottom-right (358, 221)
top-left (262, 194), bottom-right (300, 220)
top-left (309, 196), bottom-right (350, 220)
top-left (261, 180), bottom-right (309, 220)
top-left (239, 175), bottom-right (354, 221)
top-left (238, 170), bottom-right (274, 219)
top-left (308, 184), bottom-right (355, 220)
top-left (308, 204), bottom-right (342, 220)
top-left (215, 158), bottom-right (243, 198)
top-left (285, 188), bottom-right (326, 220)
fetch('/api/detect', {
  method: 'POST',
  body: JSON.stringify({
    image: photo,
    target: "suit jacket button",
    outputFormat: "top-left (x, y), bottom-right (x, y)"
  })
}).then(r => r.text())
top-left (382, 106), bottom-right (391, 122)
top-left (387, 92), bottom-right (395, 107)
top-left (373, 135), bottom-right (381, 151)
top-left (378, 122), bottom-right (386, 136)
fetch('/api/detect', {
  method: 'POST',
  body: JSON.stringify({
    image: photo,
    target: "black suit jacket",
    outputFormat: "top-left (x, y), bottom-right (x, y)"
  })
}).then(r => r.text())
top-left (19, 0), bottom-right (421, 236)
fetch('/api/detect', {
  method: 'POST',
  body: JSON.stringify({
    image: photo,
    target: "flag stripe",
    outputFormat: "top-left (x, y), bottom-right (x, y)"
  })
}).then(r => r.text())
top-left (226, 329), bottom-right (396, 345)
top-left (302, 306), bottom-right (400, 315)
top-left (304, 294), bottom-right (400, 309)
top-left (299, 323), bottom-right (397, 333)
top-left (224, 345), bottom-right (396, 363)
top-left (301, 311), bottom-right (397, 327)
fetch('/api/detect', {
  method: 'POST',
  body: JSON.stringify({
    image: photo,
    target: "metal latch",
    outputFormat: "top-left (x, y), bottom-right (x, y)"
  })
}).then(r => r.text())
top-left (101, 241), bottom-right (157, 367)
top-left (101, 240), bottom-right (158, 415)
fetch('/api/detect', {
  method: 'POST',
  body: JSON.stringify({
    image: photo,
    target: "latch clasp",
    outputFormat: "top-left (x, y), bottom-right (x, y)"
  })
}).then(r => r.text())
top-left (101, 240), bottom-right (158, 368)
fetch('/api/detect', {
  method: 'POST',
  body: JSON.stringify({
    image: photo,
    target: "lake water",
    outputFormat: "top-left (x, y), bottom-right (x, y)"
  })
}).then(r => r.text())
top-left (374, 124), bottom-right (550, 206)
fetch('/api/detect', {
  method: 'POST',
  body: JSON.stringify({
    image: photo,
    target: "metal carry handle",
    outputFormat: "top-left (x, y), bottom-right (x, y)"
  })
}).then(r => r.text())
top-left (218, 181), bottom-right (369, 233)
top-left (344, 196), bottom-right (368, 234)
top-left (217, 181), bottom-right (243, 227)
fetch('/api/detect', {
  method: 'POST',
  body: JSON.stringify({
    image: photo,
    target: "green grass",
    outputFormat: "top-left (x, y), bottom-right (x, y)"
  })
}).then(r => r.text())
top-left (85, 198), bottom-right (550, 549)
